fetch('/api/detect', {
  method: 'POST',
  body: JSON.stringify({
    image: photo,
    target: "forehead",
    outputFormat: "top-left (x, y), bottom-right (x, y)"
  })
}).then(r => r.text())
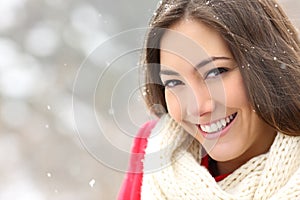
top-left (160, 19), bottom-right (232, 67)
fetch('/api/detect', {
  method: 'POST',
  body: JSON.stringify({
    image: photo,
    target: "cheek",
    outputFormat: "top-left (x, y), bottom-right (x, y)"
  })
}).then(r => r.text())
top-left (224, 72), bottom-right (250, 108)
top-left (165, 90), bottom-right (183, 122)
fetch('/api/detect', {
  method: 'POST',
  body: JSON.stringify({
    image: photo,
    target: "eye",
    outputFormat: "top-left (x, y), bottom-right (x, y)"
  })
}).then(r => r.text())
top-left (205, 67), bottom-right (228, 78)
top-left (163, 79), bottom-right (184, 88)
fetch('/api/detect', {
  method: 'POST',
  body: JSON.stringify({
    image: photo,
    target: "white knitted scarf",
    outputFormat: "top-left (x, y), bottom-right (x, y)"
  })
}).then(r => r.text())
top-left (141, 114), bottom-right (300, 200)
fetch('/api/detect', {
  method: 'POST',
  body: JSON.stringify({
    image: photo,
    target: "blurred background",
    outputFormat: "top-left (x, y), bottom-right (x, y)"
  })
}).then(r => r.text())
top-left (0, 0), bottom-right (299, 199)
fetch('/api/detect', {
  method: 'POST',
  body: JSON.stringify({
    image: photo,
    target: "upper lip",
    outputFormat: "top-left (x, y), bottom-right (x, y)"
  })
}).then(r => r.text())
top-left (197, 112), bottom-right (237, 126)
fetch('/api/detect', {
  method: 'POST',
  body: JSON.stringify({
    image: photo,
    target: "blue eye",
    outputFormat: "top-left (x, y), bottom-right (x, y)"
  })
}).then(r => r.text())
top-left (163, 80), bottom-right (184, 88)
top-left (206, 67), bottom-right (228, 78)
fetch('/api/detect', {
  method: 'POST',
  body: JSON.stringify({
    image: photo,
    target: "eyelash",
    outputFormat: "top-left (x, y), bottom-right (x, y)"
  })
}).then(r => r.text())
top-left (163, 67), bottom-right (229, 88)
top-left (205, 67), bottom-right (229, 78)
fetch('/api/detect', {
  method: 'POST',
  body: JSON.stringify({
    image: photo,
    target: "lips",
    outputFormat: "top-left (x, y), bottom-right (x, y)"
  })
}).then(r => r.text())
top-left (198, 112), bottom-right (237, 134)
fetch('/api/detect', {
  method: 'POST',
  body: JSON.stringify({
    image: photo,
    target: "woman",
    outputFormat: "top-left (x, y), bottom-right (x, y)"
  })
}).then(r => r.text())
top-left (119, 0), bottom-right (300, 199)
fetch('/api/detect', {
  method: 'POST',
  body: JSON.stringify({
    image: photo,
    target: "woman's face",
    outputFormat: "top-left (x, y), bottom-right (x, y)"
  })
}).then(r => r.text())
top-left (159, 19), bottom-right (276, 163)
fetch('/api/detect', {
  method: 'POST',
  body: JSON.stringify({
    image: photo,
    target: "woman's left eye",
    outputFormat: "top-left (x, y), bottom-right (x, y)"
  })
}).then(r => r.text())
top-left (205, 67), bottom-right (228, 78)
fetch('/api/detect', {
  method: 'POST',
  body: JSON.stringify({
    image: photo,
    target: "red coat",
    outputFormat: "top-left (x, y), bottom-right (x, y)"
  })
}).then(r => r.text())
top-left (118, 120), bottom-right (157, 200)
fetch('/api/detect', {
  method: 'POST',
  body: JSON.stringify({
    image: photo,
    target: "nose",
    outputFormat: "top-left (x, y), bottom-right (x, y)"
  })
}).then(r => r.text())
top-left (185, 82), bottom-right (215, 118)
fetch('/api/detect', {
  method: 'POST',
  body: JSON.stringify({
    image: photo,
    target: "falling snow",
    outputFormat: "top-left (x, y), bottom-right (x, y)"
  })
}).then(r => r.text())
top-left (287, 29), bottom-right (293, 35)
top-left (89, 179), bottom-right (96, 188)
top-left (280, 63), bottom-right (287, 69)
top-left (1, 1), bottom-right (298, 199)
top-left (164, 4), bottom-right (172, 12)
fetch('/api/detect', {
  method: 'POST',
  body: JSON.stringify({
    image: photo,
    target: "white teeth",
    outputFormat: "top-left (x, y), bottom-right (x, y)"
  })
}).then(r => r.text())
top-left (205, 125), bottom-right (210, 132)
top-left (211, 123), bottom-right (218, 132)
top-left (221, 119), bottom-right (226, 126)
top-left (225, 117), bottom-right (230, 123)
top-left (200, 113), bottom-right (236, 133)
top-left (217, 121), bottom-right (222, 129)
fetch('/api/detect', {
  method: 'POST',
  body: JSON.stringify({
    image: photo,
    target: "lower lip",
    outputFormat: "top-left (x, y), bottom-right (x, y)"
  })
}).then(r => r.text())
top-left (198, 114), bottom-right (237, 140)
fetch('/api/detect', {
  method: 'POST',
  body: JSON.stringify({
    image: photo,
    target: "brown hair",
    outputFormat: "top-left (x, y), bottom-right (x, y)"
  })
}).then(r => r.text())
top-left (142, 0), bottom-right (300, 136)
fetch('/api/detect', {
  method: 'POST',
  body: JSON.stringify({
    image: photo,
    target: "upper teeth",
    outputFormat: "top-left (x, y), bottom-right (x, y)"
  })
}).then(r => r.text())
top-left (200, 113), bottom-right (235, 133)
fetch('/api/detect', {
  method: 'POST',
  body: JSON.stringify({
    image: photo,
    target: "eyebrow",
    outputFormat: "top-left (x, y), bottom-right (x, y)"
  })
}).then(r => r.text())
top-left (159, 56), bottom-right (230, 76)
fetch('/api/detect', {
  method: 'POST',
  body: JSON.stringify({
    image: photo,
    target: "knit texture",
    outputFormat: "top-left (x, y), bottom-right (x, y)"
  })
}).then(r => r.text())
top-left (141, 114), bottom-right (300, 199)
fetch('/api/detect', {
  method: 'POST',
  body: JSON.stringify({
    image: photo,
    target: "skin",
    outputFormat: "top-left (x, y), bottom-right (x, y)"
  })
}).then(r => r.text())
top-left (159, 18), bottom-right (277, 175)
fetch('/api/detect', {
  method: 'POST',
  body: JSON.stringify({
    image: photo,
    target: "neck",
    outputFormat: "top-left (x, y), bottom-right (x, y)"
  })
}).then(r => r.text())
top-left (216, 131), bottom-right (277, 175)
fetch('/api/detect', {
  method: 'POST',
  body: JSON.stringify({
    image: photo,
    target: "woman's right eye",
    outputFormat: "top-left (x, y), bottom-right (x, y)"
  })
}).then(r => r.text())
top-left (163, 80), bottom-right (184, 88)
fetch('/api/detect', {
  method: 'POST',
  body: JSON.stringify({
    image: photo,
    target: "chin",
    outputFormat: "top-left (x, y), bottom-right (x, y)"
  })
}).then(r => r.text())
top-left (204, 144), bottom-right (244, 162)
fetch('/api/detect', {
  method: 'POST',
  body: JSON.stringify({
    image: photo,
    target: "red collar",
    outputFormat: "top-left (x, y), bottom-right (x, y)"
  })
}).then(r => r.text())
top-left (200, 155), bottom-right (231, 182)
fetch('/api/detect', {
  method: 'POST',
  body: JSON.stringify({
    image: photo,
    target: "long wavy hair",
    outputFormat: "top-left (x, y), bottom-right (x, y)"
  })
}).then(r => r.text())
top-left (142, 0), bottom-right (300, 136)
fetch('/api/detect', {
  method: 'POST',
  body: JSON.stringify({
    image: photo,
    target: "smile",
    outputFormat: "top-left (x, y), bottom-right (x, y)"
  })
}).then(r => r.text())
top-left (198, 112), bottom-right (237, 134)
